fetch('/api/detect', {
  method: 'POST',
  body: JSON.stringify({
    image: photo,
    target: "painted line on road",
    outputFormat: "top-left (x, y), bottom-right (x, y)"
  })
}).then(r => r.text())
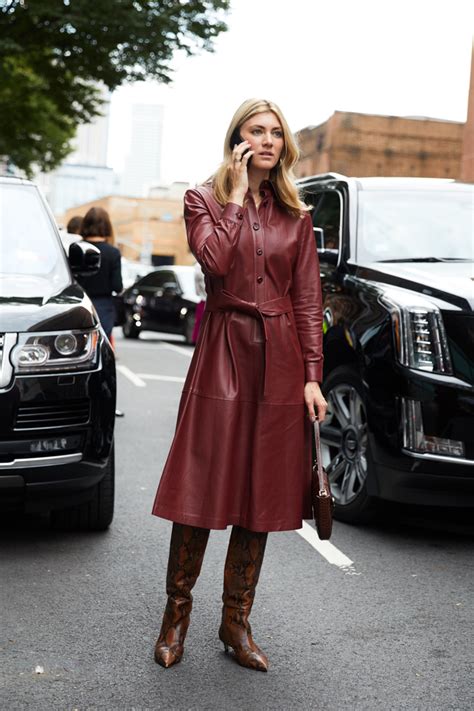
top-left (137, 373), bottom-right (186, 383)
top-left (296, 521), bottom-right (360, 574)
top-left (117, 364), bottom-right (146, 388)
top-left (158, 343), bottom-right (194, 358)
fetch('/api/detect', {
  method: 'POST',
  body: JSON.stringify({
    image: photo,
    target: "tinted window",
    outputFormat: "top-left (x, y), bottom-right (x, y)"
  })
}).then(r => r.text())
top-left (307, 191), bottom-right (341, 251)
top-left (139, 271), bottom-right (170, 288)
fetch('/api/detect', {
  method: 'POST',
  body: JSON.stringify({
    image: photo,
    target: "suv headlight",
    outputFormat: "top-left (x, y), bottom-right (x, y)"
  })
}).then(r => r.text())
top-left (380, 289), bottom-right (452, 374)
top-left (11, 329), bottom-right (100, 374)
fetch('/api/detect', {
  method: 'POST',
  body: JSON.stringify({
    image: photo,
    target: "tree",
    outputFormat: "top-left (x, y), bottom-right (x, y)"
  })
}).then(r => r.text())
top-left (0, 0), bottom-right (230, 175)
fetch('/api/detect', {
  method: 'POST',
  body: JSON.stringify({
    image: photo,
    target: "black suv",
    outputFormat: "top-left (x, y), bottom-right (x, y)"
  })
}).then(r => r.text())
top-left (298, 173), bottom-right (474, 523)
top-left (0, 177), bottom-right (116, 529)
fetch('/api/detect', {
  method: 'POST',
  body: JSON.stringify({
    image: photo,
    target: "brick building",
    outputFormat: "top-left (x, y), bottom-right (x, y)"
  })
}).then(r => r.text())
top-left (295, 111), bottom-right (463, 179)
top-left (460, 40), bottom-right (474, 181)
top-left (61, 193), bottom-right (193, 266)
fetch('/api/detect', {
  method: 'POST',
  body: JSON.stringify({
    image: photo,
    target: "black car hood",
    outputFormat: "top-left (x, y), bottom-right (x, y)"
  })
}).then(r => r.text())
top-left (356, 261), bottom-right (474, 311)
top-left (0, 276), bottom-right (98, 332)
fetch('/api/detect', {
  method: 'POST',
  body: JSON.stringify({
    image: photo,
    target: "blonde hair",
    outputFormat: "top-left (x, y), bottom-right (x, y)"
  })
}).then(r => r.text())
top-left (212, 98), bottom-right (307, 217)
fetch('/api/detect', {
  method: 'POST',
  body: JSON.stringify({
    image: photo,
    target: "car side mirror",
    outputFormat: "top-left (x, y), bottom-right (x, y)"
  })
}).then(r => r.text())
top-left (314, 227), bottom-right (339, 265)
top-left (68, 241), bottom-right (101, 276)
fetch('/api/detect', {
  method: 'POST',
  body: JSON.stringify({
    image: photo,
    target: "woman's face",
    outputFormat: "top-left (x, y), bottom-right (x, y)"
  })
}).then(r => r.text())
top-left (239, 111), bottom-right (284, 171)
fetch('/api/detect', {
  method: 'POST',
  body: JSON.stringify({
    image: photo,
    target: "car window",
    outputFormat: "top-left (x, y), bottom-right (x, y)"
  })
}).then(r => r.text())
top-left (0, 183), bottom-right (69, 286)
top-left (305, 191), bottom-right (341, 252)
top-left (139, 271), bottom-right (169, 288)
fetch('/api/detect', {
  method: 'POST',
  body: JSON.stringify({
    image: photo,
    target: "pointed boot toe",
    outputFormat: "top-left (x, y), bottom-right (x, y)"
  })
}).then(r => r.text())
top-left (154, 644), bottom-right (182, 668)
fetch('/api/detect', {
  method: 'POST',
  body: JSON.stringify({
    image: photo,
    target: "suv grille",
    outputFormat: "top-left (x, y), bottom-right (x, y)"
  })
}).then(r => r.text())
top-left (14, 400), bottom-right (91, 430)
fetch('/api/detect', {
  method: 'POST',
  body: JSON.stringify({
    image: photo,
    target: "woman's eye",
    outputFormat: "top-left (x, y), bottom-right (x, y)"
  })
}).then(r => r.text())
top-left (251, 129), bottom-right (262, 135)
top-left (273, 131), bottom-right (283, 138)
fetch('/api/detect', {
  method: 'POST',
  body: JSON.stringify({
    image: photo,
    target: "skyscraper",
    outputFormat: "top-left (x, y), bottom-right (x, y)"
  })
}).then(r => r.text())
top-left (121, 103), bottom-right (164, 197)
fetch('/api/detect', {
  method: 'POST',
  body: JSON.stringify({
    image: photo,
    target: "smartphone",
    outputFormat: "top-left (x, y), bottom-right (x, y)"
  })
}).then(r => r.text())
top-left (230, 128), bottom-right (252, 166)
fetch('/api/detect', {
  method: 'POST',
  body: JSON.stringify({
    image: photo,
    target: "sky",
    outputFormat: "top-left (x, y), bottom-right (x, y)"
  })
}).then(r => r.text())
top-left (107, 0), bottom-right (474, 187)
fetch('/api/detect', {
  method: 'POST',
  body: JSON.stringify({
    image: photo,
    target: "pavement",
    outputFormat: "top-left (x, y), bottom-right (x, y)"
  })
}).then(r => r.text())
top-left (0, 330), bottom-right (473, 711)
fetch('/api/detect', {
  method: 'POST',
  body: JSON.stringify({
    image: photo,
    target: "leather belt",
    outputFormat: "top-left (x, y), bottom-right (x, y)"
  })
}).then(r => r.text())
top-left (205, 290), bottom-right (293, 397)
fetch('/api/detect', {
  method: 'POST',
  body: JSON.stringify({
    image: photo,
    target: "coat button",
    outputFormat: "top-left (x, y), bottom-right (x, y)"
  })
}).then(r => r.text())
top-left (257, 276), bottom-right (263, 283)
top-left (256, 248), bottom-right (263, 256)
top-left (236, 212), bottom-right (243, 220)
top-left (253, 223), bottom-right (260, 230)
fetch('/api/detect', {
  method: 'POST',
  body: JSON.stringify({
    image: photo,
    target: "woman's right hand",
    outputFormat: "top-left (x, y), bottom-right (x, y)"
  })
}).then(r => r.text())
top-left (228, 141), bottom-right (254, 206)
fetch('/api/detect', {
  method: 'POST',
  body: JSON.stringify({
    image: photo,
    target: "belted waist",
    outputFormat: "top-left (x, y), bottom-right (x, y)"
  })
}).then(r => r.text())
top-left (205, 290), bottom-right (293, 397)
top-left (206, 291), bottom-right (293, 318)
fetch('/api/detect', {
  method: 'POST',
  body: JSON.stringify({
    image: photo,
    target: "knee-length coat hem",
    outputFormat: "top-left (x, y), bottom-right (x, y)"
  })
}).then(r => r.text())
top-left (151, 504), bottom-right (308, 533)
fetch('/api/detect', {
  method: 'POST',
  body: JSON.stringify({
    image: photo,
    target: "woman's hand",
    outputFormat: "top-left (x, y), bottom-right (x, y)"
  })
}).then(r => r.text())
top-left (228, 141), bottom-right (254, 205)
top-left (304, 381), bottom-right (327, 422)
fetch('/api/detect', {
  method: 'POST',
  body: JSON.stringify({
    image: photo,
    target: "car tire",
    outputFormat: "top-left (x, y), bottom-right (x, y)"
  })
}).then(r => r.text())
top-left (320, 366), bottom-right (378, 524)
top-left (122, 310), bottom-right (140, 339)
top-left (183, 311), bottom-right (196, 345)
top-left (51, 444), bottom-right (115, 531)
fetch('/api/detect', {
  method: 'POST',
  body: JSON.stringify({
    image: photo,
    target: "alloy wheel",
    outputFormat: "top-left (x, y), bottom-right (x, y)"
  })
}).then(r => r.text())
top-left (320, 383), bottom-right (368, 506)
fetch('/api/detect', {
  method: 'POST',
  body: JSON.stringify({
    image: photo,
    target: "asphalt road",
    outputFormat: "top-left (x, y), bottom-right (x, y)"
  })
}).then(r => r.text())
top-left (1, 330), bottom-right (473, 711)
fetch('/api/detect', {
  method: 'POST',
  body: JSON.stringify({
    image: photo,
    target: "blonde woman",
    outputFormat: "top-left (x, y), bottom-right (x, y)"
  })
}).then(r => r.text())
top-left (152, 99), bottom-right (326, 672)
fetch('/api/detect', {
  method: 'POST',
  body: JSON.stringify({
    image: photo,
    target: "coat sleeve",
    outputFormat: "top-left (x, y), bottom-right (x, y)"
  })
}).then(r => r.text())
top-left (291, 212), bottom-right (324, 383)
top-left (110, 247), bottom-right (123, 294)
top-left (184, 188), bottom-right (244, 277)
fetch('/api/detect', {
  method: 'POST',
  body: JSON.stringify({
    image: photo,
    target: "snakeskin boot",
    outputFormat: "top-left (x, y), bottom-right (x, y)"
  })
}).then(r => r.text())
top-left (154, 523), bottom-right (210, 668)
top-left (219, 525), bottom-right (269, 672)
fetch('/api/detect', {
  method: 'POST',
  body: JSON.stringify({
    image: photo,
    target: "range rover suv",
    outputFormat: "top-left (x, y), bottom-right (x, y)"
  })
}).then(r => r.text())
top-left (298, 173), bottom-right (474, 523)
top-left (0, 176), bottom-right (116, 530)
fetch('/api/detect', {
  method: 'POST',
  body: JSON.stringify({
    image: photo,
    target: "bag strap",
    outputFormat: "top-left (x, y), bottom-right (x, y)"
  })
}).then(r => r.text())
top-left (313, 420), bottom-right (330, 496)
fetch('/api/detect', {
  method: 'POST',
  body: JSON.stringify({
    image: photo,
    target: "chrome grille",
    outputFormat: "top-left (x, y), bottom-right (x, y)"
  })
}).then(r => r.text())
top-left (14, 400), bottom-right (91, 430)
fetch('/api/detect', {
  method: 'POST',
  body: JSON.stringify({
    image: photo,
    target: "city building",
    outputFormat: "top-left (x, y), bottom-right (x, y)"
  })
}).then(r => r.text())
top-left (461, 40), bottom-right (474, 182)
top-left (35, 86), bottom-right (119, 214)
top-left (59, 182), bottom-right (192, 266)
top-left (295, 111), bottom-right (464, 179)
top-left (120, 103), bottom-right (164, 197)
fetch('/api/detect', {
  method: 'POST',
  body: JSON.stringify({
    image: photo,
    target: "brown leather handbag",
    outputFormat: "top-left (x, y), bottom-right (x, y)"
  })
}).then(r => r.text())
top-left (312, 419), bottom-right (334, 540)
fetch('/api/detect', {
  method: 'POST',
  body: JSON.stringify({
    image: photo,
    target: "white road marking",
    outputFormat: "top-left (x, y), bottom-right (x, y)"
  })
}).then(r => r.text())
top-left (117, 364), bottom-right (146, 387)
top-left (137, 373), bottom-right (185, 383)
top-left (296, 521), bottom-right (359, 573)
top-left (158, 343), bottom-right (194, 358)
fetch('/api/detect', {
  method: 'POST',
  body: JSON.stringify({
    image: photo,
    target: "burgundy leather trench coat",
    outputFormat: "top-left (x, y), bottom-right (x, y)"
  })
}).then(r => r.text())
top-left (152, 181), bottom-right (323, 532)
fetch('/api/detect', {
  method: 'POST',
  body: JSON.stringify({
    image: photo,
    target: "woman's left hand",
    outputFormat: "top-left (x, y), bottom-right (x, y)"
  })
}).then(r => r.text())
top-left (304, 381), bottom-right (327, 422)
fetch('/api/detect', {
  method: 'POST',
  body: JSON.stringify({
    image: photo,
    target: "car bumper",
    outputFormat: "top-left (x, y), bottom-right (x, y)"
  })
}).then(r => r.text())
top-left (366, 366), bottom-right (474, 507)
top-left (0, 457), bottom-right (110, 513)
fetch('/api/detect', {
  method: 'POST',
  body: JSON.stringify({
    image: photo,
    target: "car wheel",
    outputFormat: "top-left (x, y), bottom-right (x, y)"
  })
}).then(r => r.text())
top-left (122, 309), bottom-right (140, 339)
top-left (320, 367), bottom-right (378, 524)
top-left (183, 311), bottom-right (196, 345)
top-left (51, 444), bottom-right (115, 531)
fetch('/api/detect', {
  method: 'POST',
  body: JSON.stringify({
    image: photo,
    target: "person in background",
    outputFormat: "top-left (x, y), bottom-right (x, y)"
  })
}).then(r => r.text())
top-left (66, 215), bottom-right (83, 235)
top-left (77, 207), bottom-right (122, 341)
top-left (191, 261), bottom-right (206, 344)
top-left (77, 207), bottom-right (124, 417)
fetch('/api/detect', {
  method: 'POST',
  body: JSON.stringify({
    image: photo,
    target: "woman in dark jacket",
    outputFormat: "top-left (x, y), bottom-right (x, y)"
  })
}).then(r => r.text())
top-left (77, 207), bottom-right (123, 340)
top-left (152, 99), bottom-right (327, 672)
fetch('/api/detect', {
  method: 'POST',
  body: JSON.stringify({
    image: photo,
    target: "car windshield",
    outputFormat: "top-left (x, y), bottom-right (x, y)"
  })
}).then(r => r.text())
top-left (0, 183), bottom-right (69, 284)
top-left (356, 187), bottom-right (474, 262)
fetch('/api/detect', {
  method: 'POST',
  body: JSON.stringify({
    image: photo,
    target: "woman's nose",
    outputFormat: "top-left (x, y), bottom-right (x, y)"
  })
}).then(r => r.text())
top-left (263, 132), bottom-right (273, 145)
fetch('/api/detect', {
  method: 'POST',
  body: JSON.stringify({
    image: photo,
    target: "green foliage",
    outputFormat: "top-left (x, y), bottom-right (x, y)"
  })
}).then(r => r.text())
top-left (0, 0), bottom-right (229, 175)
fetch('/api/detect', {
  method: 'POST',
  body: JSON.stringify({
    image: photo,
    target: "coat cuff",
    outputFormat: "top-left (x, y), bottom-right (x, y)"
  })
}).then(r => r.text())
top-left (222, 202), bottom-right (245, 224)
top-left (305, 361), bottom-right (323, 384)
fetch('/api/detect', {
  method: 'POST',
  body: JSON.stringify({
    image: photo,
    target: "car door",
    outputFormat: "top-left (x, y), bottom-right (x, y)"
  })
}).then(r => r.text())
top-left (136, 270), bottom-right (169, 330)
top-left (155, 270), bottom-right (183, 332)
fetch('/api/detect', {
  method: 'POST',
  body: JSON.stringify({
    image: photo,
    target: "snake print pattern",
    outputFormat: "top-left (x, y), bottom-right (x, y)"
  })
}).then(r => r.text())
top-left (154, 523), bottom-right (210, 668)
top-left (219, 525), bottom-right (269, 672)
